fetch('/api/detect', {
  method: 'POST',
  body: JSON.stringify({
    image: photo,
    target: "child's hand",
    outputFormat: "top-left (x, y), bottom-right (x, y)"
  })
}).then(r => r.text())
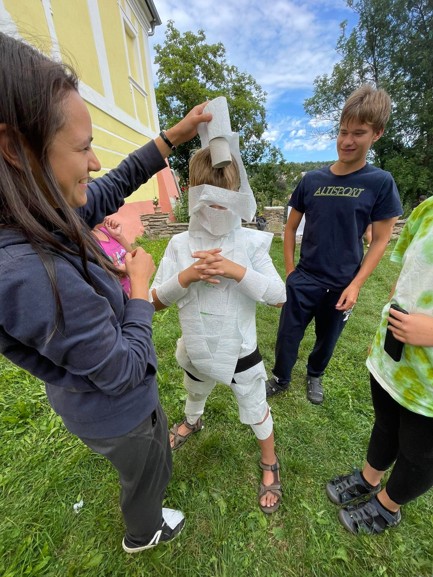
top-left (192, 251), bottom-right (246, 283)
top-left (388, 309), bottom-right (433, 347)
top-left (104, 217), bottom-right (123, 239)
top-left (179, 249), bottom-right (223, 287)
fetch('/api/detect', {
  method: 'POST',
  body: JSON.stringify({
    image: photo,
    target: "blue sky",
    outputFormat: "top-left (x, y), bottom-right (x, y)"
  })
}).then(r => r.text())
top-left (149, 0), bottom-right (358, 163)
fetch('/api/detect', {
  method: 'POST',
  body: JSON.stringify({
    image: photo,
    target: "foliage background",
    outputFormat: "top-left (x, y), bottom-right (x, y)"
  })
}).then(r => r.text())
top-left (154, 21), bottom-right (271, 182)
top-left (156, 3), bottom-right (433, 214)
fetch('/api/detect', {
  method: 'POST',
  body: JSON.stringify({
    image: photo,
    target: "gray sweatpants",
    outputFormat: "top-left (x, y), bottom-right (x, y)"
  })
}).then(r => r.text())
top-left (80, 402), bottom-right (172, 544)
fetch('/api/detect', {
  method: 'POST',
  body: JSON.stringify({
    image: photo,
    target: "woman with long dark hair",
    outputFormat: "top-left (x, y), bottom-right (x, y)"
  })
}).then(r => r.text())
top-left (0, 32), bottom-right (210, 553)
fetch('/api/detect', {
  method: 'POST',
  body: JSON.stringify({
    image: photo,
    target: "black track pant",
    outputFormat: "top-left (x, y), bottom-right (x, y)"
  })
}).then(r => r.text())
top-left (273, 269), bottom-right (349, 384)
top-left (81, 402), bottom-right (172, 543)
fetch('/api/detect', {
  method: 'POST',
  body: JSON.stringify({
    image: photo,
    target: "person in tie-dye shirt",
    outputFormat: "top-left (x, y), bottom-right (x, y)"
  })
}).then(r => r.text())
top-left (326, 195), bottom-right (433, 535)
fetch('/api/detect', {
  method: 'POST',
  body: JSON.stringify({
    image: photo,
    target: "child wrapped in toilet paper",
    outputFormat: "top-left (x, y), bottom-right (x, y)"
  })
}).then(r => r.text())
top-left (151, 97), bottom-right (286, 514)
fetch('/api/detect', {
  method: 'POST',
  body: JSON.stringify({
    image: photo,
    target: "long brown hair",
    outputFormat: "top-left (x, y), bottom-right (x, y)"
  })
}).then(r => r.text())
top-left (0, 33), bottom-right (121, 330)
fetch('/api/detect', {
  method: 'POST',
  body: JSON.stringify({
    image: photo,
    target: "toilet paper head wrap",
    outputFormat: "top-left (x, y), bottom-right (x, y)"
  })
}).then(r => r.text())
top-left (188, 97), bottom-right (256, 233)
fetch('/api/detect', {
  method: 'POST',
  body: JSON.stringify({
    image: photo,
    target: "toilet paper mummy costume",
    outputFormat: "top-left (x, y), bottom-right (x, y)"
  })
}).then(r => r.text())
top-left (151, 129), bottom-right (286, 436)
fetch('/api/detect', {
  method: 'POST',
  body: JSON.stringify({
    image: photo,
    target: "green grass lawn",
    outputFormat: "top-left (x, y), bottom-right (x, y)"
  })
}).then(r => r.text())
top-left (1, 237), bottom-right (432, 577)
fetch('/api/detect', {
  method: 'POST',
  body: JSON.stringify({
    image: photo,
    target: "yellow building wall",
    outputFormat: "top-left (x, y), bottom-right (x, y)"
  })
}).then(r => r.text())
top-left (51, 0), bottom-right (104, 94)
top-left (1, 0), bottom-right (177, 240)
top-left (137, 32), bottom-right (156, 131)
top-left (88, 103), bottom-right (158, 202)
top-left (97, 0), bottom-right (135, 117)
top-left (3, 0), bottom-right (51, 48)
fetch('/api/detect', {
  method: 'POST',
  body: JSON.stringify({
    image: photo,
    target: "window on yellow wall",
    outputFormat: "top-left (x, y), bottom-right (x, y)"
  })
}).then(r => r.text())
top-left (124, 19), bottom-right (140, 82)
top-left (122, 15), bottom-right (151, 126)
top-left (133, 85), bottom-right (150, 126)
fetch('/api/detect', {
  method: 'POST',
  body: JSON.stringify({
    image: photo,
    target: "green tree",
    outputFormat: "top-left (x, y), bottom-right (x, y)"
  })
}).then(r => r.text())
top-left (153, 21), bottom-right (268, 181)
top-left (304, 0), bottom-right (433, 210)
top-left (249, 146), bottom-right (288, 210)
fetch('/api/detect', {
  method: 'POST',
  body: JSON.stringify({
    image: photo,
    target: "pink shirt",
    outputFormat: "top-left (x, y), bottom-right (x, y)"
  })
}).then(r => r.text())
top-left (95, 226), bottom-right (131, 297)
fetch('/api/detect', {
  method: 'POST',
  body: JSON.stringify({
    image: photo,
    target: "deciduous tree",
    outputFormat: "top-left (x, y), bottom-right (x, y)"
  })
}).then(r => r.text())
top-left (304, 0), bottom-right (433, 210)
top-left (154, 21), bottom-right (268, 181)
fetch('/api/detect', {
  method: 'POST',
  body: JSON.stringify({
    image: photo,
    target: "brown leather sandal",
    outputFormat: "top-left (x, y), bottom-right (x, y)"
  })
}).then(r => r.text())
top-left (258, 459), bottom-right (282, 514)
top-left (169, 417), bottom-right (204, 451)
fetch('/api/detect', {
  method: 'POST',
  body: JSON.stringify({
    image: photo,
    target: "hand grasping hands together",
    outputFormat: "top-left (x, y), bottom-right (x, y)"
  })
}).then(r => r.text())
top-left (179, 249), bottom-right (246, 287)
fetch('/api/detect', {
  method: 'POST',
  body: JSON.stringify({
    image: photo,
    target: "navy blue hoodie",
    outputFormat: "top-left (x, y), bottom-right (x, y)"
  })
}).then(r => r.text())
top-left (0, 141), bottom-right (166, 438)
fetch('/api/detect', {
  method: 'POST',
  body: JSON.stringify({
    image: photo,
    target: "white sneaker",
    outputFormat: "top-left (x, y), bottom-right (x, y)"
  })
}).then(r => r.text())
top-left (122, 508), bottom-right (185, 553)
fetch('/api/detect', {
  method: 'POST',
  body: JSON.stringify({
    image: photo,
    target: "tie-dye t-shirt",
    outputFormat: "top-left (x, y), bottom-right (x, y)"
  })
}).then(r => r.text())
top-left (366, 197), bottom-right (433, 417)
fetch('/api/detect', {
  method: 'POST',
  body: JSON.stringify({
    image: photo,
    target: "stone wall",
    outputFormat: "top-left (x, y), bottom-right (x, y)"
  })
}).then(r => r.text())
top-left (391, 219), bottom-right (406, 239)
top-left (141, 213), bottom-right (188, 238)
top-left (260, 207), bottom-right (405, 240)
top-left (141, 212), bottom-right (263, 237)
top-left (262, 206), bottom-right (285, 234)
top-left (141, 210), bottom-right (406, 240)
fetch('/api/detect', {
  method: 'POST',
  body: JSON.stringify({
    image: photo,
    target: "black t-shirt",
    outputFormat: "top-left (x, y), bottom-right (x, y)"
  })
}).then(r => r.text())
top-left (289, 164), bottom-right (402, 289)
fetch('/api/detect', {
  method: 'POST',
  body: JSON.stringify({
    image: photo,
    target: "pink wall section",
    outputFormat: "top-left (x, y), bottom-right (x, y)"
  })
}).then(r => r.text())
top-left (106, 165), bottom-right (180, 243)
top-left (157, 164), bottom-right (180, 214)
top-left (114, 201), bottom-right (149, 243)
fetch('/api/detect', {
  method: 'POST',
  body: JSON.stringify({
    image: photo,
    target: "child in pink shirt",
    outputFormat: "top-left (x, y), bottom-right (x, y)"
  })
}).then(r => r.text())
top-left (93, 217), bottom-right (132, 297)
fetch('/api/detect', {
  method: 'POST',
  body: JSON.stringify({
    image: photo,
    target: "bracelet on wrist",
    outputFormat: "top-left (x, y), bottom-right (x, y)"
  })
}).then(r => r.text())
top-left (159, 130), bottom-right (176, 151)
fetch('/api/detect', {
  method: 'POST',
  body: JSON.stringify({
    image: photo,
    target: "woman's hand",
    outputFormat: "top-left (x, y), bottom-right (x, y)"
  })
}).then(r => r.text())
top-left (156, 102), bottom-right (212, 156)
top-left (125, 248), bottom-right (155, 300)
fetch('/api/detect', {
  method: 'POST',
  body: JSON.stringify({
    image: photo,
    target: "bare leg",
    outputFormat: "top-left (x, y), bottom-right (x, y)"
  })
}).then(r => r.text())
top-left (362, 463), bottom-right (400, 512)
top-left (362, 462), bottom-right (386, 487)
top-left (376, 488), bottom-right (400, 513)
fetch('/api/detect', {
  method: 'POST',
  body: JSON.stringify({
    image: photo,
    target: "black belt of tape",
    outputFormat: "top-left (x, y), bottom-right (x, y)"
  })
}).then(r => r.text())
top-left (235, 346), bottom-right (262, 374)
top-left (184, 346), bottom-right (262, 383)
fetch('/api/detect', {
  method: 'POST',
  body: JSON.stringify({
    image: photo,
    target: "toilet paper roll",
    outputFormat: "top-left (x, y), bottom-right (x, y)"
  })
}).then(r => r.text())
top-left (198, 96), bottom-right (233, 167)
top-left (205, 96), bottom-right (232, 140)
top-left (209, 137), bottom-right (232, 168)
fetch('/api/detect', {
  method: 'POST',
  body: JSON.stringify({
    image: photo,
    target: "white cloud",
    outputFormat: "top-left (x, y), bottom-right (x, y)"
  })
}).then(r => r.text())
top-left (150, 0), bottom-right (355, 160)
top-left (309, 116), bottom-right (334, 129)
top-left (265, 114), bottom-right (335, 155)
top-left (262, 129), bottom-right (279, 143)
top-left (150, 0), bottom-right (353, 93)
top-left (283, 133), bottom-right (334, 153)
top-left (289, 128), bottom-right (306, 138)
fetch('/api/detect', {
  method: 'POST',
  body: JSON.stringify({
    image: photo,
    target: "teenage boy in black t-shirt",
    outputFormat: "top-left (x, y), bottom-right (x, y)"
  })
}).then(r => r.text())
top-left (267, 84), bottom-right (402, 404)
